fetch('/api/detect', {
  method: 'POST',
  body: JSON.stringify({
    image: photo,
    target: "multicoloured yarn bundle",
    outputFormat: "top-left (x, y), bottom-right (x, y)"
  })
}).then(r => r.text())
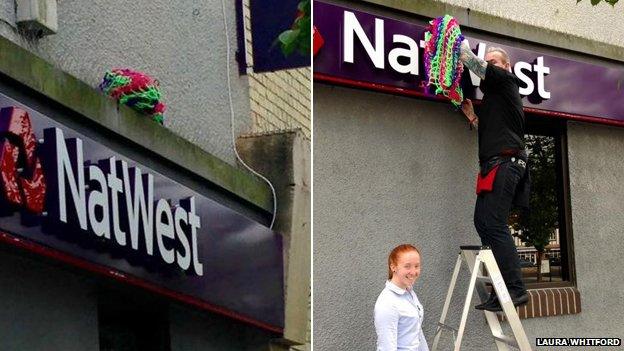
top-left (99, 69), bottom-right (166, 124)
top-left (423, 15), bottom-right (465, 107)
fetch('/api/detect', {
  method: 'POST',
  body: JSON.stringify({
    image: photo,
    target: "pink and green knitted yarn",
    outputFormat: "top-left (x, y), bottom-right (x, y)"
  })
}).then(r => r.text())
top-left (423, 15), bottom-right (465, 107)
top-left (99, 69), bottom-right (166, 124)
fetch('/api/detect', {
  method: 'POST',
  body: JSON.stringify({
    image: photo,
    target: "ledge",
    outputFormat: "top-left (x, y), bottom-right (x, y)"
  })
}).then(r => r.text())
top-left (360, 0), bottom-right (624, 63)
top-left (499, 287), bottom-right (581, 321)
top-left (0, 34), bottom-right (273, 213)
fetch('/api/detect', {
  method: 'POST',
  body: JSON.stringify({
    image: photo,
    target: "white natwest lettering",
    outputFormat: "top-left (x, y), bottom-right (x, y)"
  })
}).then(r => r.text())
top-left (533, 56), bottom-right (550, 99)
top-left (341, 10), bottom-right (551, 99)
top-left (388, 34), bottom-right (419, 75)
top-left (156, 198), bottom-right (175, 264)
top-left (107, 157), bottom-right (126, 245)
top-left (343, 11), bottom-right (420, 75)
top-left (45, 127), bottom-right (204, 275)
top-left (122, 161), bottom-right (154, 255)
top-left (344, 11), bottom-right (384, 68)
top-left (53, 128), bottom-right (88, 230)
top-left (87, 164), bottom-right (110, 238)
top-left (514, 61), bottom-right (534, 96)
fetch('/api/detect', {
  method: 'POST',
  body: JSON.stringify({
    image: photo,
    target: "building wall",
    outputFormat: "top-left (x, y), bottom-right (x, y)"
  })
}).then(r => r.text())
top-left (248, 68), bottom-right (311, 139)
top-left (563, 122), bottom-right (624, 336)
top-left (243, 0), bottom-right (311, 139)
top-left (314, 84), bottom-right (624, 350)
top-left (0, 0), bottom-right (251, 165)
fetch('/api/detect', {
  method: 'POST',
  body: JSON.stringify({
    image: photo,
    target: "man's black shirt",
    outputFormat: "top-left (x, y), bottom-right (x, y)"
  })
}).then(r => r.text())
top-left (478, 65), bottom-right (525, 162)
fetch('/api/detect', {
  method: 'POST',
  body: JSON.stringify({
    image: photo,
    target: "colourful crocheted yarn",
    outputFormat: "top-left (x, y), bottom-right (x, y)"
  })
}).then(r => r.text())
top-left (99, 69), bottom-right (166, 124)
top-left (423, 15), bottom-right (465, 107)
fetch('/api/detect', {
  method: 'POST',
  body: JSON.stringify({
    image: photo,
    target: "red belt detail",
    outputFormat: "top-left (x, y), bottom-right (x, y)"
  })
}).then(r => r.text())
top-left (476, 164), bottom-right (500, 195)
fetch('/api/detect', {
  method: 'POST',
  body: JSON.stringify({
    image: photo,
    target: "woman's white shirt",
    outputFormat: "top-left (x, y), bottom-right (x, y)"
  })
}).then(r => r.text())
top-left (374, 281), bottom-right (429, 351)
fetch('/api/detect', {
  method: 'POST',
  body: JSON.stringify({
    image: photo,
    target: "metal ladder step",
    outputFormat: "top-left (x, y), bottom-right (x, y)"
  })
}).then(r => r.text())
top-left (437, 322), bottom-right (458, 333)
top-left (493, 334), bottom-right (519, 348)
top-left (476, 275), bottom-right (492, 283)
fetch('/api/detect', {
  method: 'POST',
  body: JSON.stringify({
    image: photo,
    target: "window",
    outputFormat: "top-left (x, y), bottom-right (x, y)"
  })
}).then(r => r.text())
top-left (509, 116), bottom-right (575, 288)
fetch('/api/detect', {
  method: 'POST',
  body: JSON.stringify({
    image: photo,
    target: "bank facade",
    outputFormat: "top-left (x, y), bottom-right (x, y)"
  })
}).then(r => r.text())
top-left (0, 1), bottom-right (309, 350)
top-left (313, 0), bottom-right (624, 349)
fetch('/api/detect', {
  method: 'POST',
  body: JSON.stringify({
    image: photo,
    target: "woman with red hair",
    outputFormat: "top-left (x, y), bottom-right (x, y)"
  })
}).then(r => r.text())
top-left (374, 244), bottom-right (429, 351)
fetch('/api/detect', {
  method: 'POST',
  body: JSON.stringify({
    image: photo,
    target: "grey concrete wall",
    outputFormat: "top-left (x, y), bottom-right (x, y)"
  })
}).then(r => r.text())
top-left (562, 122), bottom-right (624, 336)
top-left (0, 0), bottom-right (250, 165)
top-left (313, 84), bottom-right (498, 350)
top-left (0, 250), bottom-right (100, 351)
top-left (313, 84), bottom-right (624, 350)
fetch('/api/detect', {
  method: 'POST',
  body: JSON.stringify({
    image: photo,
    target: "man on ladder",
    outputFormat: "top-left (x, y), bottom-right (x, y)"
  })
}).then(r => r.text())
top-left (458, 39), bottom-right (530, 312)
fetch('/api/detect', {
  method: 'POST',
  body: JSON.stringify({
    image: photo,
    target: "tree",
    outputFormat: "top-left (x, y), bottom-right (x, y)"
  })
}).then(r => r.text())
top-left (577, 0), bottom-right (619, 5)
top-left (509, 135), bottom-right (558, 282)
top-left (277, 0), bottom-right (311, 57)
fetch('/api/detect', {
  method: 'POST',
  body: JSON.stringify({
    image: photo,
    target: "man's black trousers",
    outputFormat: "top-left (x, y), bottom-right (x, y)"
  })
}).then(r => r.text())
top-left (474, 160), bottom-right (527, 297)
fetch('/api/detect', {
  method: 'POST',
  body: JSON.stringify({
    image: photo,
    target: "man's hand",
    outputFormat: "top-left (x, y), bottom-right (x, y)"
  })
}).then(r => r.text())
top-left (461, 99), bottom-right (478, 130)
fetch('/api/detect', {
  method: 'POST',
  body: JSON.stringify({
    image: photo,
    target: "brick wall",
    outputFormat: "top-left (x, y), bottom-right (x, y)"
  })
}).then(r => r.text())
top-left (242, 0), bottom-right (311, 139)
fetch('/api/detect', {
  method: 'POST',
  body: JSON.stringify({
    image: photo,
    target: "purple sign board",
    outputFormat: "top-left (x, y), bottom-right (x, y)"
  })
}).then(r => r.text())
top-left (0, 93), bottom-right (284, 332)
top-left (314, 1), bottom-right (624, 126)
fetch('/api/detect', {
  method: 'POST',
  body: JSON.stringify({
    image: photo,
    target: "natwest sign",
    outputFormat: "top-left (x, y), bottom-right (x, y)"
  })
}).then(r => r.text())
top-left (0, 94), bottom-right (284, 331)
top-left (341, 10), bottom-right (552, 100)
top-left (42, 127), bottom-right (204, 275)
top-left (314, 1), bottom-right (624, 126)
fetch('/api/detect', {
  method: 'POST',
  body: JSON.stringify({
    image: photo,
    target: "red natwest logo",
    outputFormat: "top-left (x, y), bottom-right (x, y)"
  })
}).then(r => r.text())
top-left (0, 107), bottom-right (46, 214)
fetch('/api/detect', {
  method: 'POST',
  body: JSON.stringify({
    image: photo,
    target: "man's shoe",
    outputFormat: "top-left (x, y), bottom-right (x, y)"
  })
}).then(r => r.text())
top-left (483, 293), bottom-right (529, 312)
top-left (512, 293), bottom-right (530, 307)
top-left (475, 294), bottom-right (497, 310)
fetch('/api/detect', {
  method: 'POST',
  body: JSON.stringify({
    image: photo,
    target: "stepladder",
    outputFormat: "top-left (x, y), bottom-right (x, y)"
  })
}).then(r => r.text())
top-left (431, 246), bottom-right (532, 351)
